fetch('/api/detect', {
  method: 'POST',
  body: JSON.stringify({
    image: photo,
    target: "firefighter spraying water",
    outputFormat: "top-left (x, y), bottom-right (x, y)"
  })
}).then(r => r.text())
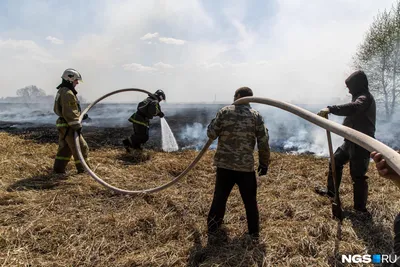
top-left (122, 89), bottom-right (166, 153)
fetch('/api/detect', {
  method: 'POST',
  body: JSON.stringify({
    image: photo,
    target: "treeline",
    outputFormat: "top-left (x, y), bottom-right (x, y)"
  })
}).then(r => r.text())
top-left (0, 85), bottom-right (52, 103)
top-left (0, 85), bottom-right (87, 103)
top-left (354, 0), bottom-right (400, 120)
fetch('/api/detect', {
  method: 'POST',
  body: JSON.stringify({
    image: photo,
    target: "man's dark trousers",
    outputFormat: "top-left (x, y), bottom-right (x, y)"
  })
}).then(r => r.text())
top-left (207, 167), bottom-right (259, 236)
top-left (327, 140), bottom-right (370, 211)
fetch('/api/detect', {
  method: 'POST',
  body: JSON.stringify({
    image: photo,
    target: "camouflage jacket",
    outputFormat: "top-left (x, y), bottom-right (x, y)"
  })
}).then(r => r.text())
top-left (128, 96), bottom-right (162, 126)
top-left (54, 87), bottom-right (82, 130)
top-left (207, 104), bottom-right (270, 172)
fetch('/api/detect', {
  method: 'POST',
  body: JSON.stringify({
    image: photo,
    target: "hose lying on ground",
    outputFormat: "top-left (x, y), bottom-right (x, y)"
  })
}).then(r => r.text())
top-left (74, 88), bottom-right (213, 194)
top-left (74, 91), bottom-right (400, 195)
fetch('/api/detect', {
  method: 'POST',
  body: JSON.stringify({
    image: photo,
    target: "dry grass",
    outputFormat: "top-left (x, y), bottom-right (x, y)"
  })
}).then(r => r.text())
top-left (0, 131), bottom-right (399, 267)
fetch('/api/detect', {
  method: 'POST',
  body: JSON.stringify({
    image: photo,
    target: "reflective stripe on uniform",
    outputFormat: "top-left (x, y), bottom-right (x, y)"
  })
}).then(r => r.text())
top-left (129, 118), bottom-right (149, 127)
top-left (56, 123), bottom-right (69, 127)
top-left (128, 114), bottom-right (149, 127)
top-left (56, 156), bottom-right (70, 161)
top-left (74, 160), bottom-right (81, 164)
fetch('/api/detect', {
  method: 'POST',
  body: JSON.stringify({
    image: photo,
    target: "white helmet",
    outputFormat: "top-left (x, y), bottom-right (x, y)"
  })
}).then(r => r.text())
top-left (61, 68), bottom-right (83, 83)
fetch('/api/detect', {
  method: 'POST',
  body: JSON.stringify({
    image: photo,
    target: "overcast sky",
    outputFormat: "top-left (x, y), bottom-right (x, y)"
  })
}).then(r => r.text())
top-left (0, 0), bottom-right (395, 103)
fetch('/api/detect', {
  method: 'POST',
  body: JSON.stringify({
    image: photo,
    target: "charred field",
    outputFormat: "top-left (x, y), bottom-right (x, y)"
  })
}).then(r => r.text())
top-left (0, 105), bottom-right (217, 151)
top-left (0, 118), bottom-right (400, 266)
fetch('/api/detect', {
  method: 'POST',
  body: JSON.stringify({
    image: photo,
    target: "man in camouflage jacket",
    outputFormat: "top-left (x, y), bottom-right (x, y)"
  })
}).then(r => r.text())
top-left (206, 86), bottom-right (270, 239)
top-left (53, 68), bottom-right (90, 174)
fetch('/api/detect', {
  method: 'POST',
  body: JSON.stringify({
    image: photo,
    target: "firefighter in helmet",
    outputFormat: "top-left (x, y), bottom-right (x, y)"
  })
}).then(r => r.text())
top-left (53, 68), bottom-right (90, 174)
top-left (123, 89), bottom-right (166, 152)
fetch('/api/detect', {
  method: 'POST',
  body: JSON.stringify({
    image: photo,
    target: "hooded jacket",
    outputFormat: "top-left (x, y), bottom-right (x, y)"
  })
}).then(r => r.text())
top-left (328, 70), bottom-right (376, 137)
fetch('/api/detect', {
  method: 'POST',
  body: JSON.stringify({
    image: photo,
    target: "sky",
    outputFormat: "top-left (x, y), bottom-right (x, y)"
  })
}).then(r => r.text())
top-left (0, 0), bottom-right (396, 103)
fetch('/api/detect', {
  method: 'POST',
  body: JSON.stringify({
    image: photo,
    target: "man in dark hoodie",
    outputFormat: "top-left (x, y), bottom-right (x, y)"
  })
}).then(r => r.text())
top-left (315, 70), bottom-right (376, 213)
top-left (122, 90), bottom-right (166, 152)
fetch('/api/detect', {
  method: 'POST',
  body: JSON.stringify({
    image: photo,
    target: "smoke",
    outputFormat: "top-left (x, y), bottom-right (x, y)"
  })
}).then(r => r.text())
top-left (179, 122), bottom-right (217, 150)
top-left (254, 104), bottom-right (344, 156)
top-left (0, 103), bottom-right (55, 125)
top-left (81, 103), bottom-right (134, 127)
top-left (1, 102), bottom-right (399, 155)
top-left (375, 114), bottom-right (400, 149)
top-left (175, 103), bottom-right (346, 155)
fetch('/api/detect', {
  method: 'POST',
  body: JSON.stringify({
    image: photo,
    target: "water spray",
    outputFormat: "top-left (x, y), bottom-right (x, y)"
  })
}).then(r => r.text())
top-left (160, 117), bottom-right (179, 152)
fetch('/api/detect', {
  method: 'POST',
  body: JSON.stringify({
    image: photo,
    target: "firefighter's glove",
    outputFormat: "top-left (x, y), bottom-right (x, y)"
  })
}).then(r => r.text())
top-left (82, 114), bottom-right (89, 121)
top-left (159, 112), bottom-right (165, 118)
top-left (257, 165), bottom-right (268, 176)
top-left (317, 108), bottom-right (330, 118)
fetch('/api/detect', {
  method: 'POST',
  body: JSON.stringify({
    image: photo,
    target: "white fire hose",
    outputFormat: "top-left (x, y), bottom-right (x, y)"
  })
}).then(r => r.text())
top-left (74, 88), bottom-right (212, 194)
top-left (234, 97), bottom-right (400, 175)
top-left (74, 91), bottom-right (400, 195)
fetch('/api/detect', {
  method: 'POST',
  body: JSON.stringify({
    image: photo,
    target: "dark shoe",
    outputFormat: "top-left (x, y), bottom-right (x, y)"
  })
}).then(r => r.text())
top-left (207, 228), bottom-right (228, 245)
top-left (249, 232), bottom-right (260, 243)
top-left (53, 159), bottom-right (68, 174)
top-left (354, 207), bottom-right (368, 213)
top-left (354, 207), bottom-right (372, 220)
top-left (53, 172), bottom-right (68, 181)
top-left (315, 187), bottom-right (334, 198)
top-left (354, 206), bottom-right (370, 215)
top-left (122, 139), bottom-right (132, 153)
top-left (75, 162), bottom-right (86, 174)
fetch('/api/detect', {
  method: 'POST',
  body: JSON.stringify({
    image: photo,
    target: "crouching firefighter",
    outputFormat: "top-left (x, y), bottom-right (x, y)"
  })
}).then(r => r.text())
top-left (53, 68), bottom-right (90, 174)
top-left (123, 90), bottom-right (166, 152)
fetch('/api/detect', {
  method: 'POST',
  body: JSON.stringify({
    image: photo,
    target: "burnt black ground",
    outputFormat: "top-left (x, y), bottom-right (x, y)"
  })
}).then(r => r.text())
top-left (0, 109), bottom-right (215, 151)
top-left (0, 106), bottom-right (329, 154)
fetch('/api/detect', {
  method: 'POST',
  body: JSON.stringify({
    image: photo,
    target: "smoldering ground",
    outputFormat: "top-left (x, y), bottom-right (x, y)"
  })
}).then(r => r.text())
top-left (1, 102), bottom-right (399, 156)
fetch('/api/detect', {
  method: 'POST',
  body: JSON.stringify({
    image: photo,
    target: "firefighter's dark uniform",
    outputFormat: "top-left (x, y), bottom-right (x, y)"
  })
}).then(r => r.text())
top-left (123, 95), bottom-right (163, 150)
top-left (53, 81), bottom-right (89, 173)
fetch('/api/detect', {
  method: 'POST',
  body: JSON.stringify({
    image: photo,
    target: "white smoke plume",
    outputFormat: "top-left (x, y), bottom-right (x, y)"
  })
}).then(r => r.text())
top-left (0, 102), bottom-right (398, 156)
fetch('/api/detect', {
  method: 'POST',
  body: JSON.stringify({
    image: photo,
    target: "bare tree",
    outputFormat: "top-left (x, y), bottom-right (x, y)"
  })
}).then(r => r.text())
top-left (16, 85), bottom-right (46, 99)
top-left (354, 3), bottom-right (400, 120)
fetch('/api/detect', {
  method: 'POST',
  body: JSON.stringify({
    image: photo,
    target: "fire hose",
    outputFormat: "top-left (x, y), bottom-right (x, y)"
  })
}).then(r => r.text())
top-left (74, 92), bottom-right (400, 195)
top-left (74, 88), bottom-right (213, 194)
top-left (234, 97), bottom-right (400, 221)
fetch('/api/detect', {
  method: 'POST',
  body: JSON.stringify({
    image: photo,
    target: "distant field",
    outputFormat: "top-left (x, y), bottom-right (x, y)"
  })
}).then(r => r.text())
top-left (0, 132), bottom-right (399, 266)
